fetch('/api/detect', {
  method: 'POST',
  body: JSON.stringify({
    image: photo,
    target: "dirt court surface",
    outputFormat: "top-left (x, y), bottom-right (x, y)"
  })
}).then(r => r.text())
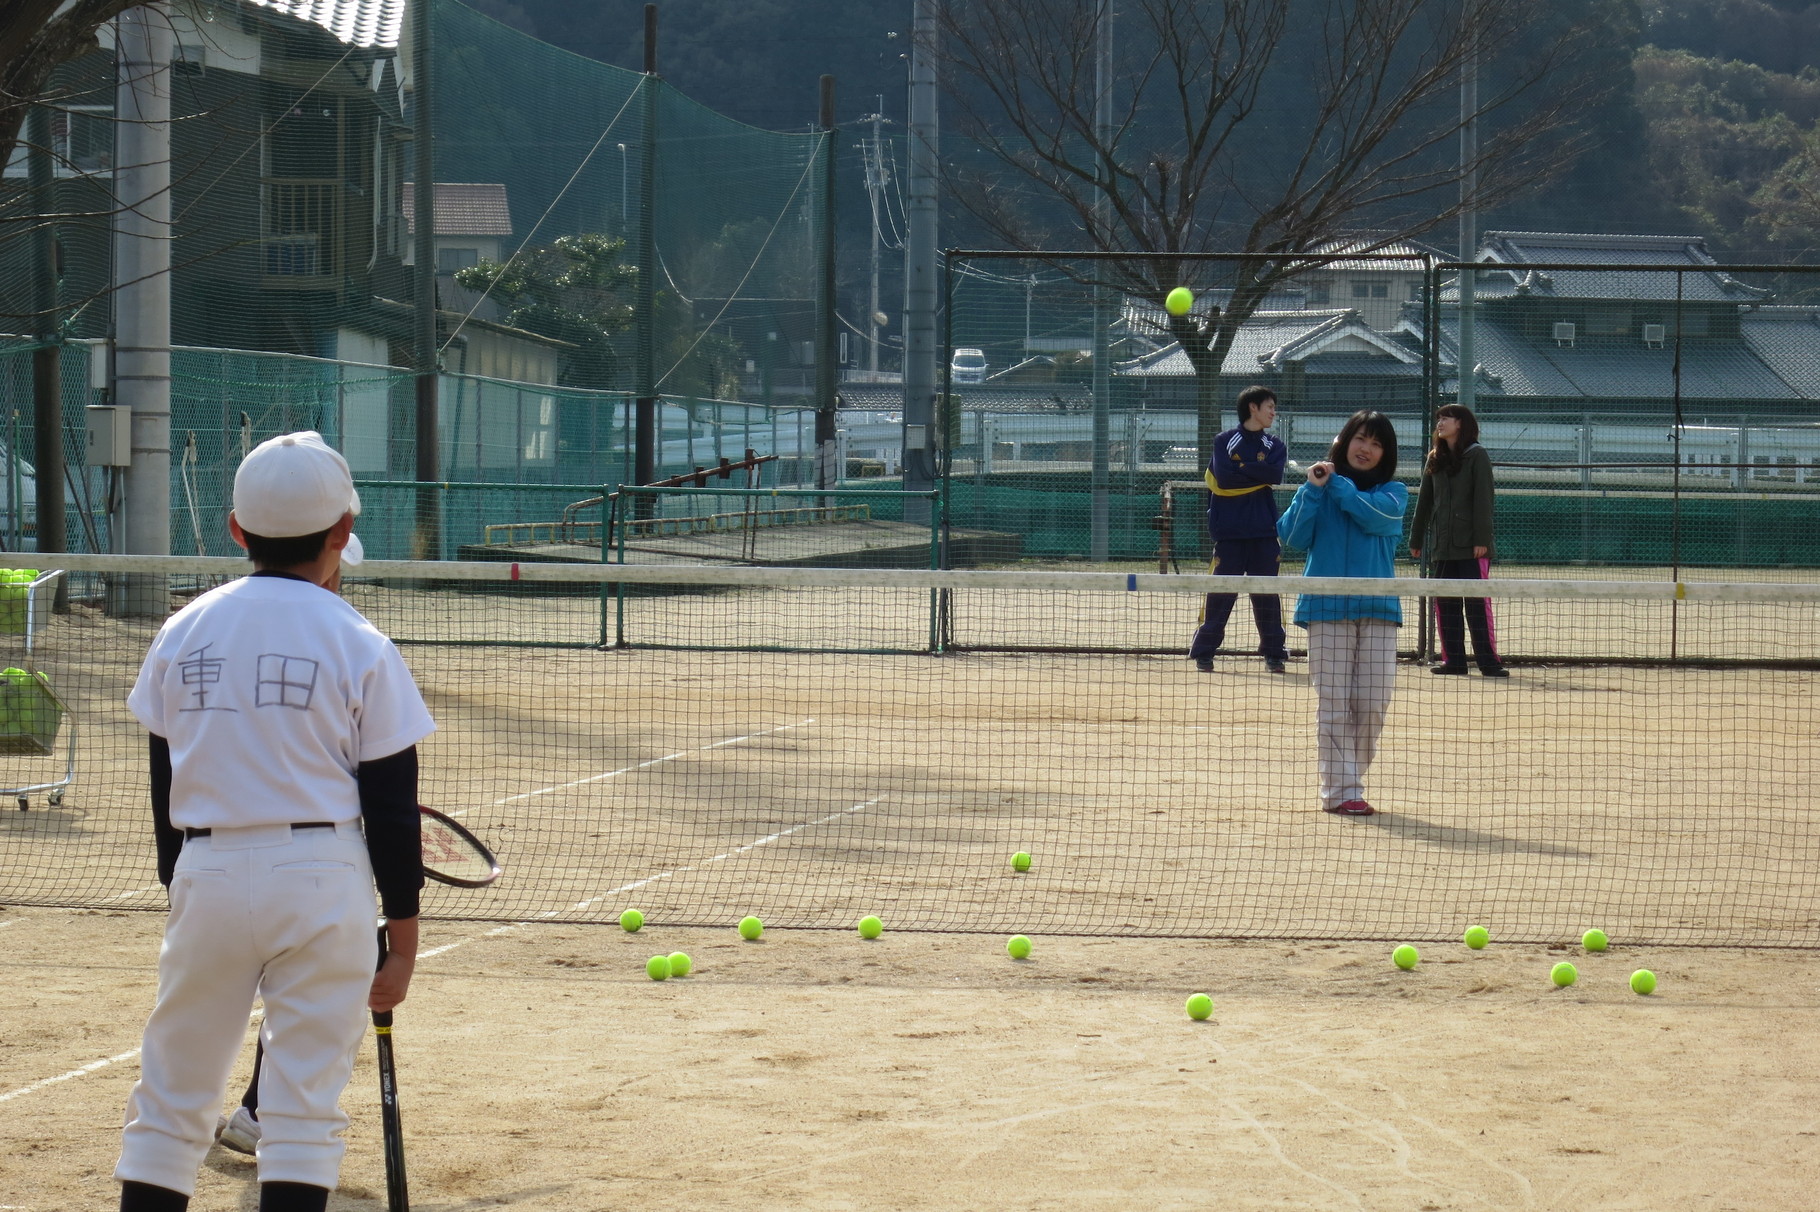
top-left (3, 906), bottom-right (1818, 1211)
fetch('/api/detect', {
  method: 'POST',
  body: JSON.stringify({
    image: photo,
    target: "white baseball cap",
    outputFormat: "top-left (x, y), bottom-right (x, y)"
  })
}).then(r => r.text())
top-left (233, 431), bottom-right (363, 542)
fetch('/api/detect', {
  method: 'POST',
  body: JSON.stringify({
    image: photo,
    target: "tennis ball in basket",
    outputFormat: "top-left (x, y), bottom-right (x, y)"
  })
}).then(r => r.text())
top-left (1006, 934), bottom-right (1032, 959)
top-left (646, 954), bottom-right (671, 980)
top-left (667, 952), bottom-right (692, 977)
top-left (1185, 993), bottom-right (1213, 1021)
top-left (739, 915), bottom-right (764, 941)
top-left (1551, 961), bottom-right (1578, 987)
top-left (1392, 944), bottom-right (1419, 970)
top-left (619, 908), bottom-right (644, 932)
top-left (858, 914), bottom-right (883, 939)
top-left (1630, 969), bottom-right (1657, 995)
top-left (1582, 928), bottom-right (1609, 952)
top-left (1464, 925), bottom-right (1490, 950)
top-left (1011, 851), bottom-right (1032, 873)
top-left (1165, 287), bottom-right (1194, 316)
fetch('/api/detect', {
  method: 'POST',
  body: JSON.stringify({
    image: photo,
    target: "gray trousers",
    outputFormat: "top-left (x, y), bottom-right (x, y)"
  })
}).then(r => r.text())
top-left (1307, 618), bottom-right (1398, 810)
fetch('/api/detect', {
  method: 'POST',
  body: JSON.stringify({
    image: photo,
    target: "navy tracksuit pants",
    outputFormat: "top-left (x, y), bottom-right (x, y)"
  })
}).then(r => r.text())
top-left (1189, 536), bottom-right (1287, 662)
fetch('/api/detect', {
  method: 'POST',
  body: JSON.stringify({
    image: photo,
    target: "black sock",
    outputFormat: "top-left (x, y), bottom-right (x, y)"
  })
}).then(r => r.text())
top-left (259, 1181), bottom-right (330, 1212)
top-left (120, 1181), bottom-right (189, 1212)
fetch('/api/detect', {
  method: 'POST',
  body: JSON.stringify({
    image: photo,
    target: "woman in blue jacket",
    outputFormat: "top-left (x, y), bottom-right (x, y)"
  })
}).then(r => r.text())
top-left (1277, 410), bottom-right (1407, 817)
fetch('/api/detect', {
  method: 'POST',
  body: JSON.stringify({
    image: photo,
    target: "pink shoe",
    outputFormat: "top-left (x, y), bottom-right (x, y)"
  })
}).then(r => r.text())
top-left (1323, 799), bottom-right (1376, 816)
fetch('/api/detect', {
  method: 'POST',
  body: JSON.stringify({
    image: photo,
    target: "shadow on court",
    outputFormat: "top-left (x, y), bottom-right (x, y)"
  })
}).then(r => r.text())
top-left (1359, 812), bottom-right (1592, 858)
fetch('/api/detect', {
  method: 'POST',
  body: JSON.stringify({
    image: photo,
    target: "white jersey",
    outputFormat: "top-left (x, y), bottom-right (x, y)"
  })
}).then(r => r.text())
top-left (127, 575), bottom-right (435, 830)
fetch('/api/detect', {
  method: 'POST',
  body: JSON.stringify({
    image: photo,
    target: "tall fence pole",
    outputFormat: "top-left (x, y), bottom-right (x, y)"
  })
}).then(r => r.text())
top-left (412, 0), bottom-right (441, 558)
top-left (28, 106), bottom-right (67, 606)
top-left (633, 6), bottom-right (659, 516)
top-left (902, 0), bottom-right (939, 525)
top-left (111, 7), bottom-right (172, 614)
top-left (814, 75), bottom-right (839, 490)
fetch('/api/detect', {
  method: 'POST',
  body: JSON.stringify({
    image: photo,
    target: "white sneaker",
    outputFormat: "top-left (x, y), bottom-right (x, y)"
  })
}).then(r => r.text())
top-left (215, 1106), bottom-right (260, 1154)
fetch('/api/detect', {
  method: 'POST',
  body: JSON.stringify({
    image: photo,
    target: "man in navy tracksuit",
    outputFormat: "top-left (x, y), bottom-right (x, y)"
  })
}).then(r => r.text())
top-left (1189, 385), bottom-right (1289, 673)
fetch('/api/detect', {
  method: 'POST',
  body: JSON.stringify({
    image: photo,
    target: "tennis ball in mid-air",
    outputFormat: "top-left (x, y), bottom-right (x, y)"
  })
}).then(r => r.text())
top-left (1006, 934), bottom-right (1032, 959)
top-left (1630, 968), bottom-right (1657, 995)
top-left (1551, 961), bottom-right (1578, 987)
top-left (1582, 928), bottom-right (1609, 952)
top-left (667, 952), bottom-right (692, 977)
top-left (1464, 925), bottom-right (1490, 950)
top-left (858, 914), bottom-right (884, 939)
top-left (1392, 944), bottom-right (1419, 970)
top-left (619, 908), bottom-right (644, 932)
top-left (1164, 286), bottom-right (1194, 316)
top-left (739, 915), bottom-right (764, 941)
top-left (1185, 993), bottom-right (1214, 1021)
top-left (1011, 851), bottom-right (1032, 873)
top-left (646, 954), bottom-right (671, 980)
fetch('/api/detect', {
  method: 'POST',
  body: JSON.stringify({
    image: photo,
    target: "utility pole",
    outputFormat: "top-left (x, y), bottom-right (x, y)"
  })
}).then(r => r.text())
top-left (902, 0), bottom-right (938, 523)
top-left (861, 103), bottom-right (888, 376)
top-left (634, 4), bottom-right (659, 513)
top-left (1089, 0), bottom-right (1113, 561)
top-left (28, 106), bottom-right (66, 604)
top-left (111, 6), bottom-right (172, 614)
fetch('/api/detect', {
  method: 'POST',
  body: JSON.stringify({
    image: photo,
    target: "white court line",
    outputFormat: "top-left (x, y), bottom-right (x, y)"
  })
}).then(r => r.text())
top-left (0, 919), bottom-right (16, 929)
top-left (416, 794), bottom-right (884, 960)
top-left (472, 718), bottom-right (816, 812)
top-left (0, 1047), bottom-right (145, 1104)
top-left (102, 886), bottom-right (160, 903)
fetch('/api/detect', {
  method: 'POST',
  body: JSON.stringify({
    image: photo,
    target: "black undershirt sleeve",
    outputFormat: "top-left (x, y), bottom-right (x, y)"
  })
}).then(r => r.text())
top-left (357, 746), bottom-right (423, 920)
top-left (148, 735), bottom-right (181, 887)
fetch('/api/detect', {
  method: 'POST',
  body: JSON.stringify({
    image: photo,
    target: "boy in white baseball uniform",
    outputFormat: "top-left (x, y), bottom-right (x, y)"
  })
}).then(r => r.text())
top-left (116, 432), bottom-right (435, 1212)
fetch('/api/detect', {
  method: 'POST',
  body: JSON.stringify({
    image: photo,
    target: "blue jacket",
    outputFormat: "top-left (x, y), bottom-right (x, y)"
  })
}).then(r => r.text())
top-left (1276, 473), bottom-right (1409, 626)
top-left (1204, 426), bottom-right (1286, 541)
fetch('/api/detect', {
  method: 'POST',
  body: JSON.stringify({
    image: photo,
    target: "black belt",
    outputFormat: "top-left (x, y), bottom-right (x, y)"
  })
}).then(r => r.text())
top-left (184, 821), bottom-right (338, 839)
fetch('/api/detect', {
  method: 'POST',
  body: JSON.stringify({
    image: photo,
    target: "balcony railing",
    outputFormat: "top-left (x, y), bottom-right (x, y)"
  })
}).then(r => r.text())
top-left (261, 178), bottom-right (341, 281)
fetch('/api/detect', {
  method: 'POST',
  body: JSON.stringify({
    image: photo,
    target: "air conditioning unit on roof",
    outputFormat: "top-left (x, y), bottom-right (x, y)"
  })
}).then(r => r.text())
top-left (1553, 321), bottom-right (1576, 347)
top-left (1642, 323), bottom-right (1666, 348)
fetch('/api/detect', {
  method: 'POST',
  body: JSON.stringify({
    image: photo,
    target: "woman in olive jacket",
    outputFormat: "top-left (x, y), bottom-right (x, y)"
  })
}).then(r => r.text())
top-left (1409, 404), bottom-right (1509, 677)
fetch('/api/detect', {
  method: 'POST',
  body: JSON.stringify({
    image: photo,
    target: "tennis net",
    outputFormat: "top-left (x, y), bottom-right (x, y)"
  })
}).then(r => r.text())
top-left (1, 555), bottom-right (1815, 947)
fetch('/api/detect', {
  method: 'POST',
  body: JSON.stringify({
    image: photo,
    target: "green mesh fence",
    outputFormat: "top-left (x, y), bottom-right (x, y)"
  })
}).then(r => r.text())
top-left (944, 252), bottom-right (1820, 575)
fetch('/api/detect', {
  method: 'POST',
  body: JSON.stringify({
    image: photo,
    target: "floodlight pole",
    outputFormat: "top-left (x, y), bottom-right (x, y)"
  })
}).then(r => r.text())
top-left (814, 76), bottom-right (839, 489)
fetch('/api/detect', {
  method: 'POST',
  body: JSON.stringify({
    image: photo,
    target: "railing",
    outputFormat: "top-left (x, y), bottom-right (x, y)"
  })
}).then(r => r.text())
top-left (261, 178), bottom-right (341, 280)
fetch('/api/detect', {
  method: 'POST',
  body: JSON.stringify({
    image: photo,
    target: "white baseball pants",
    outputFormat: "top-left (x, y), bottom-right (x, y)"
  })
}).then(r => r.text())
top-left (1306, 618), bottom-right (1398, 810)
top-left (117, 821), bottom-right (376, 1195)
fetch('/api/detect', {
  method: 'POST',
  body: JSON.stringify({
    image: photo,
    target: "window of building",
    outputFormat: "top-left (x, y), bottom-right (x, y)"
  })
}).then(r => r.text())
top-left (1586, 308), bottom-right (1632, 336)
top-left (1351, 280), bottom-right (1389, 299)
top-left (3, 106), bottom-right (114, 179)
top-left (1306, 283), bottom-right (1331, 306)
top-left (438, 246), bottom-right (480, 273)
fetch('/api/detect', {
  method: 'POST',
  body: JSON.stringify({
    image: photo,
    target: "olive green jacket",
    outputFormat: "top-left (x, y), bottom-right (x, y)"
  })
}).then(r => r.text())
top-left (1409, 443), bottom-right (1495, 559)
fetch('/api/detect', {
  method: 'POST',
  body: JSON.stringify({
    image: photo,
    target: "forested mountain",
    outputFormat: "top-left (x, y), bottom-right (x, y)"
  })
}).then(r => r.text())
top-left (463, 0), bottom-right (1820, 264)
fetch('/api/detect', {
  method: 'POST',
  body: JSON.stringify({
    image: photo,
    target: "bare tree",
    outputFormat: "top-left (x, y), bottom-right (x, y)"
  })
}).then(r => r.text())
top-left (935, 0), bottom-right (1610, 456)
top-left (1, 1), bottom-right (140, 172)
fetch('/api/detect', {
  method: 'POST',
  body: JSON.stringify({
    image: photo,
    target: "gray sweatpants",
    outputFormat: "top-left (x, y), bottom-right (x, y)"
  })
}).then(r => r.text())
top-left (1307, 618), bottom-right (1398, 810)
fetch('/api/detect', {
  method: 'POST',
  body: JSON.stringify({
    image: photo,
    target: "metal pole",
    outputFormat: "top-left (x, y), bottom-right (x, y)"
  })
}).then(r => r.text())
top-left (28, 106), bottom-right (67, 603)
top-left (814, 75), bottom-right (839, 489)
top-left (634, 6), bottom-right (659, 515)
top-left (412, 0), bottom-right (440, 558)
top-left (902, 0), bottom-right (939, 524)
top-left (112, 7), bottom-right (172, 613)
top-left (868, 105), bottom-right (884, 376)
top-left (1457, 0), bottom-right (1478, 411)
top-left (1089, 0), bottom-right (1113, 560)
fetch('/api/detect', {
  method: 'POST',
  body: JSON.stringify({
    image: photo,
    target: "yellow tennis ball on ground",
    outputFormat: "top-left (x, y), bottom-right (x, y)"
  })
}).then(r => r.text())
top-left (619, 908), bottom-right (644, 932)
top-left (858, 914), bottom-right (883, 939)
top-left (738, 915), bottom-right (764, 941)
top-left (1006, 934), bottom-right (1032, 959)
top-left (1464, 925), bottom-right (1490, 950)
top-left (1582, 928), bottom-right (1609, 952)
top-left (1185, 993), bottom-right (1213, 1021)
top-left (1392, 944), bottom-right (1419, 970)
top-left (1551, 961), bottom-right (1578, 987)
top-left (1165, 286), bottom-right (1194, 316)
top-left (646, 954), bottom-right (671, 980)
top-left (1630, 968), bottom-right (1656, 995)
top-left (667, 952), bottom-right (692, 977)
top-left (1011, 851), bottom-right (1032, 872)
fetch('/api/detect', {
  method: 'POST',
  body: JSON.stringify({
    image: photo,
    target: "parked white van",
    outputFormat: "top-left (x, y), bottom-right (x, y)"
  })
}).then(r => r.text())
top-left (950, 348), bottom-right (988, 384)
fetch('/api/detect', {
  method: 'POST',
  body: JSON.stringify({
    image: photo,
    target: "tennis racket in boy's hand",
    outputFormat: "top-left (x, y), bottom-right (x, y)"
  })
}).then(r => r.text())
top-left (419, 806), bottom-right (501, 888)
